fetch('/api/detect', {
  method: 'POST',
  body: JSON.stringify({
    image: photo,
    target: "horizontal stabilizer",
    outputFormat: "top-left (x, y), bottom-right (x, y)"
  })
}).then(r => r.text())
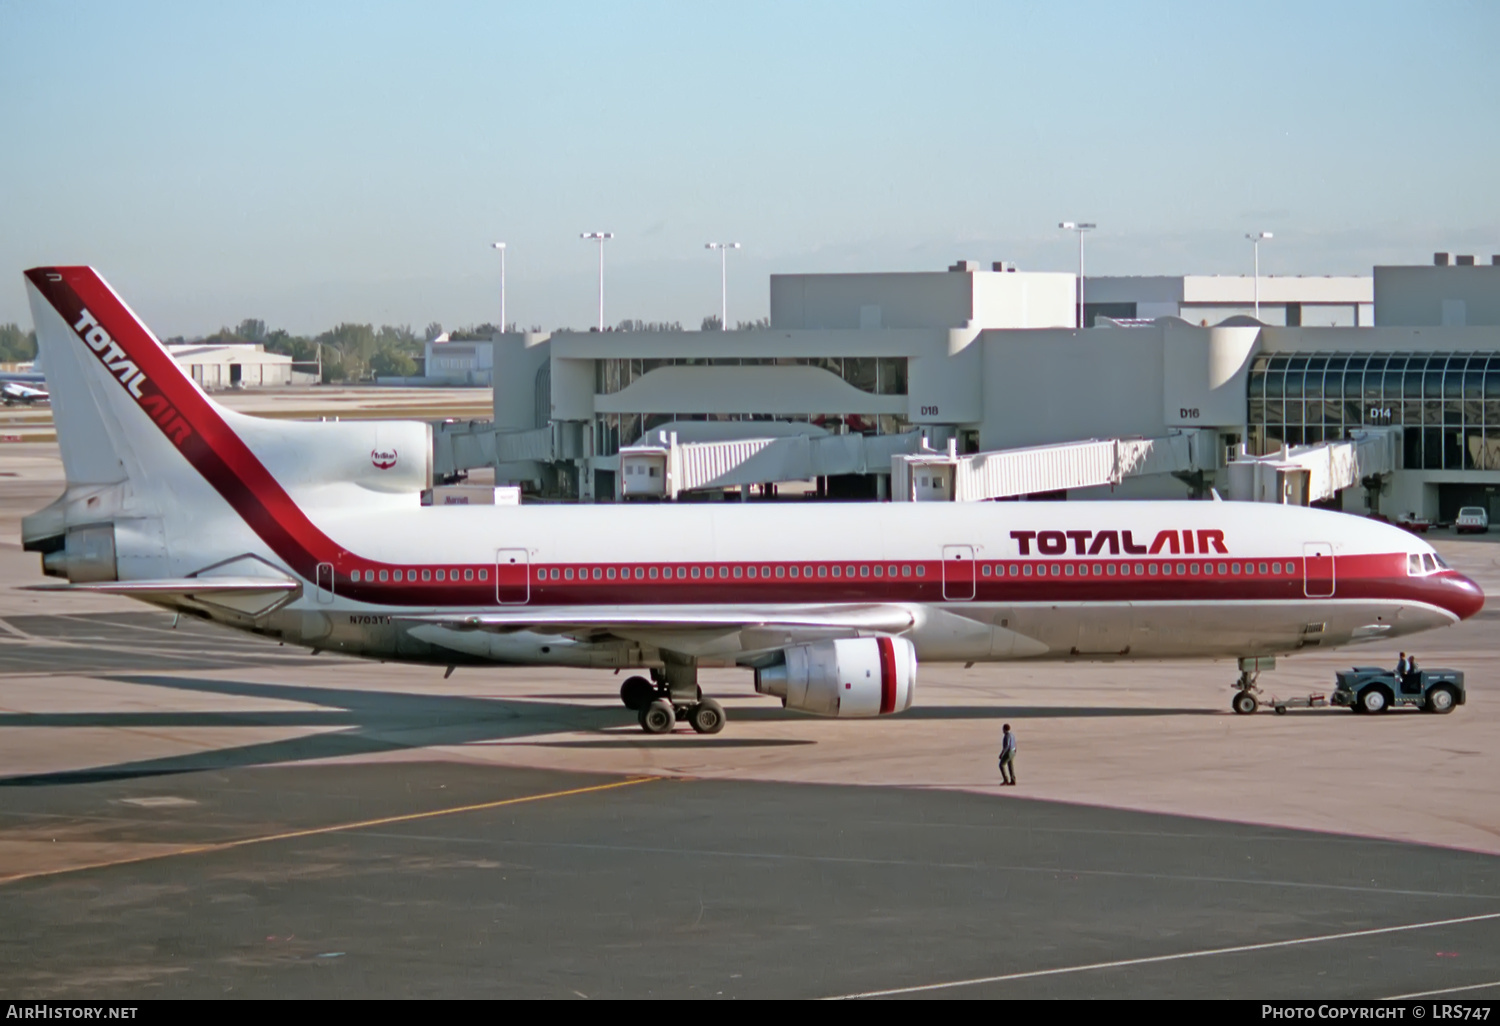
top-left (27, 577), bottom-right (300, 595)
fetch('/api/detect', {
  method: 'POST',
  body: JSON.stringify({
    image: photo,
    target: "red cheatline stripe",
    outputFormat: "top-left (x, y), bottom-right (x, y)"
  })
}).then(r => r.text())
top-left (877, 636), bottom-right (897, 715)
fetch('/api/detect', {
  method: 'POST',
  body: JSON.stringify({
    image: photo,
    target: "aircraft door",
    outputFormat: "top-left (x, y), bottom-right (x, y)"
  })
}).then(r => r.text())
top-left (942, 545), bottom-right (976, 600)
top-left (1303, 542), bottom-right (1335, 598)
top-left (315, 562), bottom-right (335, 604)
top-left (495, 548), bottom-right (530, 604)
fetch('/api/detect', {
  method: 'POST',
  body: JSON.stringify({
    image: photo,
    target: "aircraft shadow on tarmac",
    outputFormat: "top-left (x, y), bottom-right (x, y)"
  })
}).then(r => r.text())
top-left (0, 672), bottom-right (1216, 787)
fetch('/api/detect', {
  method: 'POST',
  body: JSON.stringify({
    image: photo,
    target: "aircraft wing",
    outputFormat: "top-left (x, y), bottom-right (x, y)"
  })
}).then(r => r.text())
top-left (400, 603), bottom-right (916, 634)
top-left (401, 603), bottom-right (919, 661)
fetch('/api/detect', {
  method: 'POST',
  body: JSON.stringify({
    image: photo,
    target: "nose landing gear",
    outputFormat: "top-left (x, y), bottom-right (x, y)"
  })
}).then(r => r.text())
top-left (617, 668), bottom-right (726, 735)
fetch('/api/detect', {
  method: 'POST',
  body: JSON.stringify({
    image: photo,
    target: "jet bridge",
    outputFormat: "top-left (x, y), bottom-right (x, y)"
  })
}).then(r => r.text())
top-left (618, 430), bottom-right (927, 500)
top-left (1225, 429), bottom-right (1399, 506)
top-left (890, 431), bottom-right (1221, 502)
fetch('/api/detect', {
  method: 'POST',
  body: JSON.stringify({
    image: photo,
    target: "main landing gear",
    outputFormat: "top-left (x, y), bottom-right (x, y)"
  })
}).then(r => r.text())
top-left (618, 667), bottom-right (725, 735)
top-left (1231, 668), bottom-right (1261, 715)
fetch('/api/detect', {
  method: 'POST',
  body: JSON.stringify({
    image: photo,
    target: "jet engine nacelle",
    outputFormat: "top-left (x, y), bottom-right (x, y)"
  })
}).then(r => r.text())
top-left (754, 637), bottom-right (916, 717)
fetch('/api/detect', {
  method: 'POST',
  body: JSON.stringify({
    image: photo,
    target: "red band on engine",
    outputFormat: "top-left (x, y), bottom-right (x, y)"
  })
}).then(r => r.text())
top-left (877, 636), bottom-right (897, 714)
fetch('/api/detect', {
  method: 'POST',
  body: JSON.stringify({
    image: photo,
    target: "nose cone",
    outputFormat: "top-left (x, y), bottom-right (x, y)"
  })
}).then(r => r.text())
top-left (1443, 573), bottom-right (1486, 621)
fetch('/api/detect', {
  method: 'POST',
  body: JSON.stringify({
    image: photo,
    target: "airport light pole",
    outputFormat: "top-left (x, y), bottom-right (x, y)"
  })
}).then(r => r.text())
top-left (1246, 232), bottom-right (1273, 320)
top-left (705, 242), bottom-right (741, 330)
top-left (580, 232), bottom-right (614, 330)
top-left (1059, 222), bottom-right (1096, 328)
top-left (491, 242), bottom-right (507, 332)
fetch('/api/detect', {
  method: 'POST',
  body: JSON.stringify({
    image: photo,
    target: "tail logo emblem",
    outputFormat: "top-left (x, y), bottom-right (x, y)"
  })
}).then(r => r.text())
top-left (72, 308), bottom-right (147, 398)
top-left (70, 305), bottom-right (193, 447)
top-left (371, 448), bottom-right (398, 470)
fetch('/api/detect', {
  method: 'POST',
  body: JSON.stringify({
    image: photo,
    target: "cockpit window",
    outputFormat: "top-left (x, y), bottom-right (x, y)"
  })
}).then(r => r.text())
top-left (1423, 553), bottom-right (1438, 573)
top-left (1434, 554), bottom-right (1450, 569)
top-left (1408, 553), bottom-right (1423, 575)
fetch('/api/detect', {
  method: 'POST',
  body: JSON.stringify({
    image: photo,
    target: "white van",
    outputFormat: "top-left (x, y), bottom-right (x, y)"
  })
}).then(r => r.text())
top-left (1455, 506), bottom-right (1489, 533)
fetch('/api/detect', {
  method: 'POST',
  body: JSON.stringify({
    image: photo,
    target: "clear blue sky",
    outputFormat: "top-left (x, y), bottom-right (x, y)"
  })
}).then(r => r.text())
top-left (2, 1), bottom-right (1496, 336)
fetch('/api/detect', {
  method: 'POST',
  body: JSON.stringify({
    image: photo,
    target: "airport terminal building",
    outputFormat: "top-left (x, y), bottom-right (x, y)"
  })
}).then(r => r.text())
top-left (462, 255), bottom-right (1500, 522)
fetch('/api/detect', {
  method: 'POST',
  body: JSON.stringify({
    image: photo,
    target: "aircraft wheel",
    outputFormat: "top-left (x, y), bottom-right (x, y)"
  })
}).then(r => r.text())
top-left (1232, 691), bottom-right (1258, 715)
top-left (639, 698), bottom-right (676, 734)
top-left (1425, 685), bottom-right (1457, 715)
top-left (1359, 686), bottom-right (1390, 714)
top-left (688, 698), bottom-right (726, 735)
top-left (620, 676), bottom-right (655, 711)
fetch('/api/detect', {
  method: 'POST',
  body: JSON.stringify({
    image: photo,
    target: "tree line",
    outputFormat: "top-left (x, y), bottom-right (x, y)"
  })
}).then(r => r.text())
top-left (0, 312), bottom-right (775, 380)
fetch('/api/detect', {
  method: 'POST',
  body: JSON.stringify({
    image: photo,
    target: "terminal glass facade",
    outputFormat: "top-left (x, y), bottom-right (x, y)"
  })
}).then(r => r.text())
top-left (1248, 352), bottom-right (1500, 470)
top-left (596, 357), bottom-right (907, 397)
top-left (595, 411), bottom-right (911, 458)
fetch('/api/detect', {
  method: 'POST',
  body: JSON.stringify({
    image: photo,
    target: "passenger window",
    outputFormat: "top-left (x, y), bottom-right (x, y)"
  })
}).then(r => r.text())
top-left (607, 568), bottom-right (616, 580)
top-left (902, 566), bottom-right (911, 577)
top-left (761, 566), bottom-right (770, 577)
top-left (859, 565), bottom-right (869, 577)
top-left (1189, 563), bottom-right (1199, 575)
top-left (422, 569), bottom-right (431, 582)
top-left (789, 566), bottom-right (798, 578)
top-left (478, 569), bottom-right (487, 581)
top-left (888, 565), bottom-right (898, 576)
top-left (1270, 562), bottom-right (1281, 574)
top-left (677, 567), bottom-right (687, 579)
top-left (1093, 564), bottom-right (1103, 575)
top-left (845, 565), bottom-right (855, 577)
top-left (1258, 562), bottom-right (1268, 574)
top-left (776, 566), bottom-right (785, 578)
top-left (565, 568), bottom-right (574, 580)
top-left (748, 567), bottom-right (757, 579)
top-left (804, 566), bottom-right (814, 577)
top-left (1106, 564), bottom-right (1116, 576)
top-left (1176, 563), bottom-right (1187, 575)
top-left (1023, 564), bottom-right (1033, 577)
top-left (536, 569), bottom-right (545, 581)
top-left (1048, 565), bottom-right (1059, 577)
top-left (635, 567), bottom-right (644, 579)
top-left (818, 566), bottom-right (827, 577)
top-left (691, 567), bottom-right (701, 579)
top-left (649, 568), bottom-right (659, 579)
top-left (916, 566), bottom-right (926, 577)
top-left (1230, 563), bottom-right (1240, 574)
top-left (1148, 564), bottom-right (1158, 576)
top-left (734, 566), bottom-right (743, 578)
top-left (464, 569), bottom-right (474, 581)
top-left (983, 565), bottom-right (992, 577)
top-left (831, 566), bottom-right (840, 577)
top-left (550, 568), bottom-right (559, 580)
top-left (874, 566), bottom-right (883, 577)
top-left (378, 570), bottom-right (389, 582)
top-left (1065, 565), bottom-right (1075, 577)
top-left (593, 568), bottom-right (602, 580)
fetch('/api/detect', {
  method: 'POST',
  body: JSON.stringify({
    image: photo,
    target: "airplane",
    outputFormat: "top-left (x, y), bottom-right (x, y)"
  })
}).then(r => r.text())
top-left (19, 266), bottom-right (1485, 734)
top-left (2, 380), bottom-right (49, 405)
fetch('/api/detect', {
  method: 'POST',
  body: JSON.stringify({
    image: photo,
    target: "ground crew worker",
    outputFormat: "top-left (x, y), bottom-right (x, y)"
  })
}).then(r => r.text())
top-left (1396, 652), bottom-right (1409, 678)
top-left (999, 723), bottom-right (1017, 786)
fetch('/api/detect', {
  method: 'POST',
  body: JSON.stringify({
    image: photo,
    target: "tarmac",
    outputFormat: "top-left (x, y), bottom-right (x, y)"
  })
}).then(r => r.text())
top-left (1, 436), bottom-right (1498, 999)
